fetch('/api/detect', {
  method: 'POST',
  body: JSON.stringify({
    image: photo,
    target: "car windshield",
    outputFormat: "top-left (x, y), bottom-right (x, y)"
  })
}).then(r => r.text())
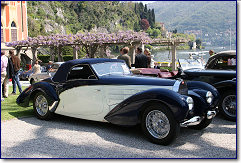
top-left (178, 59), bottom-right (205, 70)
top-left (91, 62), bottom-right (131, 76)
top-left (52, 63), bottom-right (61, 70)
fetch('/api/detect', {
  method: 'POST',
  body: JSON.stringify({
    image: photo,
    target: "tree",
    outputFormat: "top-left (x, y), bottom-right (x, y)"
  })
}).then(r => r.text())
top-left (196, 38), bottom-right (202, 49)
top-left (173, 29), bottom-right (177, 34)
top-left (140, 19), bottom-right (150, 31)
top-left (152, 28), bottom-right (161, 38)
top-left (151, 9), bottom-right (155, 27)
top-left (134, 22), bottom-right (141, 32)
top-left (142, 4), bottom-right (148, 19)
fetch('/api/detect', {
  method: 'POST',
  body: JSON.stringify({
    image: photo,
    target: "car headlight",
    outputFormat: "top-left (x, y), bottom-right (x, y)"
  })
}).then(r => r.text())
top-left (206, 91), bottom-right (213, 104)
top-left (186, 97), bottom-right (194, 111)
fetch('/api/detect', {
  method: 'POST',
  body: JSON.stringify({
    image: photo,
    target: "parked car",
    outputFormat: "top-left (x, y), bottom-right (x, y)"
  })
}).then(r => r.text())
top-left (205, 50), bottom-right (236, 70)
top-left (17, 58), bottom-right (219, 145)
top-left (19, 66), bottom-right (47, 81)
top-left (177, 58), bottom-right (236, 121)
top-left (29, 62), bottom-right (64, 85)
top-left (131, 51), bottom-right (237, 121)
top-left (19, 69), bottom-right (33, 81)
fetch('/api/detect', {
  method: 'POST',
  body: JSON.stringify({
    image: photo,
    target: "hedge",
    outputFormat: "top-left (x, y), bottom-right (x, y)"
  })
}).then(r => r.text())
top-left (37, 55), bottom-right (75, 63)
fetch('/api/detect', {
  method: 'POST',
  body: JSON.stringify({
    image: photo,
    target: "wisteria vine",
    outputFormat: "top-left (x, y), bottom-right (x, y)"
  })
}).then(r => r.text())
top-left (6, 31), bottom-right (153, 48)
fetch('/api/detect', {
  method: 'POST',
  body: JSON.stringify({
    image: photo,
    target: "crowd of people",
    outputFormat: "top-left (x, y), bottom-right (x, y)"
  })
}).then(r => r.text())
top-left (117, 46), bottom-right (159, 69)
top-left (1, 50), bottom-right (22, 101)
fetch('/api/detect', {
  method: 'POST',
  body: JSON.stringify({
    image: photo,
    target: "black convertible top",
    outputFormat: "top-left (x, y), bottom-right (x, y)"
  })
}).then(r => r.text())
top-left (52, 58), bottom-right (124, 82)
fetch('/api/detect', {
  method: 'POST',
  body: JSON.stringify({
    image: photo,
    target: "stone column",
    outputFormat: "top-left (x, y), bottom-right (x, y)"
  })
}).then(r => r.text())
top-left (141, 43), bottom-right (144, 52)
top-left (50, 47), bottom-right (55, 61)
top-left (129, 45), bottom-right (137, 64)
top-left (31, 46), bottom-right (38, 66)
top-left (57, 46), bottom-right (64, 62)
top-left (171, 42), bottom-right (177, 71)
top-left (98, 46), bottom-right (106, 58)
top-left (73, 46), bottom-right (78, 59)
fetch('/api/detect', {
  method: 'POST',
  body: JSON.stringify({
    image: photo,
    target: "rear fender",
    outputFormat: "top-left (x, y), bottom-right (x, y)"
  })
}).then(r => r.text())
top-left (104, 88), bottom-right (189, 126)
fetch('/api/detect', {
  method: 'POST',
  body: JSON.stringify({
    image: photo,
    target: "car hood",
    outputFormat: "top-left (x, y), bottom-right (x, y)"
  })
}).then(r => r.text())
top-left (184, 69), bottom-right (236, 77)
top-left (98, 75), bottom-right (176, 86)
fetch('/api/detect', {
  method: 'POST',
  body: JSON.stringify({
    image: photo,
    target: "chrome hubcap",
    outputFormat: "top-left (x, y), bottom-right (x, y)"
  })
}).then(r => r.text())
top-left (146, 110), bottom-right (170, 139)
top-left (35, 95), bottom-right (48, 116)
top-left (222, 95), bottom-right (236, 117)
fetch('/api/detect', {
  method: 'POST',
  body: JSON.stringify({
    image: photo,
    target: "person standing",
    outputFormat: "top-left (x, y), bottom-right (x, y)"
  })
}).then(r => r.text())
top-left (144, 48), bottom-right (151, 68)
top-left (46, 61), bottom-right (53, 71)
top-left (1, 51), bottom-right (8, 101)
top-left (134, 47), bottom-right (148, 68)
top-left (117, 47), bottom-right (131, 68)
top-left (205, 50), bottom-right (216, 69)
top-left (3, 56), bottom-right (14, 99)
top-left (154, 62), bottom-right (160, 69)
top-left (9, 50), bottom-right (22, 95)
top-left (32, 60), bottom-right (41, 74)
top-left (209, 50), bottom-right (214, 57)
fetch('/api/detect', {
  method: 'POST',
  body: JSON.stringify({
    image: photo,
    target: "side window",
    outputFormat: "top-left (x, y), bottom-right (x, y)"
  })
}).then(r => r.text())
top-left (67, 65), bottom-right (97, 80)
top-left (214, 56), bottom-right (235, 70)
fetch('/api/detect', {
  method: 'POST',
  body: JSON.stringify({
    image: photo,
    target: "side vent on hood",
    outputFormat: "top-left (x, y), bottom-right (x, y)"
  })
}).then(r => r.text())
top-left (173, 79), bottom-right (188, 95)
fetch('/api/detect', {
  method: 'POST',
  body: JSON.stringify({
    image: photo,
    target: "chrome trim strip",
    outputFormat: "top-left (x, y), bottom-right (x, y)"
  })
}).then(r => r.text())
top-left (49, 101), bottom-right (59, 112)
top-left (173, 80), bottom-right (181, 92)
top-left (180, 116), bottom-right (203, 127)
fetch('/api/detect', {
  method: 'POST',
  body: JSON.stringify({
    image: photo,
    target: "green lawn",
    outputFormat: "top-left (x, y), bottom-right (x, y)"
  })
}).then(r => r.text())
top-left (1, 86), bottom-right (33, 121)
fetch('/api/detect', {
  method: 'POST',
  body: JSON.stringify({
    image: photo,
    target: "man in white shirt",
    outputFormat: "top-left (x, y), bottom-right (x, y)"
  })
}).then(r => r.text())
top-left (1, 51), bottom-right (8, 101)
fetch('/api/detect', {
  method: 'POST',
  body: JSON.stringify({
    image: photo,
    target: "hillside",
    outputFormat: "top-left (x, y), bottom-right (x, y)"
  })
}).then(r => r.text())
top-left (147, 1), bottom-right (236, 46)
top-left (27, 1), bottom-right (154, 37)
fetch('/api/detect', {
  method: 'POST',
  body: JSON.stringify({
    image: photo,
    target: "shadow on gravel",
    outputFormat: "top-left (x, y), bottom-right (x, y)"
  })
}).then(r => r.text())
top-left (2, 113), bottom-right (236, 158)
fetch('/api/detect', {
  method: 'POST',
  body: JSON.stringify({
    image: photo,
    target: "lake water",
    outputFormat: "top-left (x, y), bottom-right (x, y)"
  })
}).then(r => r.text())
top-left (152, 45), bottom-right (236, 62)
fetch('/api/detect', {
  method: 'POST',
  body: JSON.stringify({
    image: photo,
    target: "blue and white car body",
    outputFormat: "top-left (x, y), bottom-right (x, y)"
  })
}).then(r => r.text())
top-left (17, 58), bottom-right (219, 145)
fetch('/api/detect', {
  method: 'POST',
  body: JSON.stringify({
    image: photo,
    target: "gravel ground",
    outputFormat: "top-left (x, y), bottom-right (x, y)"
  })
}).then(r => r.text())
top-left (1, 114), bottom-right (236, 158)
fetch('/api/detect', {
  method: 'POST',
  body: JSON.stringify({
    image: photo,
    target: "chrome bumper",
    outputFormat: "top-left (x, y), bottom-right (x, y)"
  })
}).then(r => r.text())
top-left (180, 110), bottom-right (216, 127)
top-left (207, 110), bottom-right (216, 119)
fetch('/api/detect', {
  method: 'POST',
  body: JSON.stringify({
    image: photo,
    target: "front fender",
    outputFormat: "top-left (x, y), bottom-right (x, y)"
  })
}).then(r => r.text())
top-left (16, 82), bottom-right (59, 109)
top-left (187, 90), bottom-right (209, 118)
top-left (187, 81), bottom-right (220, 108)
top-left (104, 88), bottom-right (189, 126)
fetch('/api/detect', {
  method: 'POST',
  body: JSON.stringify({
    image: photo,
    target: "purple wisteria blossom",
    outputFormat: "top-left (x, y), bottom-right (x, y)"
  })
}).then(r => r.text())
top-left (6, 31), bottom-right (153, 48)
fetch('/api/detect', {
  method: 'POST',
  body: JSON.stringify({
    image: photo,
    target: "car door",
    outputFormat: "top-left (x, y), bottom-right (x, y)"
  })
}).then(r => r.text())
top-left (56, 64), bottom-right (104, 117)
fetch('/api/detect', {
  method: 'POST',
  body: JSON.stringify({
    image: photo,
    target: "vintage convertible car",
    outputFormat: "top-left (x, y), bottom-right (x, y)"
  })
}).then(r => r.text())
top-left (29, 62), bottom-right (64, 85)
top-left (16, 58), bottom-right (219, 145)
top-left (177, 59), bottom-right (236, 121)
top-left (132, 51), bottom-right (237, 122)
top-left (205, 50), bottom-right (236, 70)
top-left (19, 66), bottom-right (47, 81)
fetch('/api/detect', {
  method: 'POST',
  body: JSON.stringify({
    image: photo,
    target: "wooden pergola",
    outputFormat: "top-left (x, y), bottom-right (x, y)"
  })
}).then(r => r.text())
top-left (6, 32), bottom-right (188, 70)
top-left (151, 38), bottom-right (188, 70)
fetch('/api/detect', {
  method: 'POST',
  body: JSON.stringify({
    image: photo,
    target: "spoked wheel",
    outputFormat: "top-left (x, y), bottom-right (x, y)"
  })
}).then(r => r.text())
top-left (33, 92), bottom-right (53, 120)
top-left (219, 91), bottom-right (236, 121)
top-left (141, 104), bottom-right (179, 145)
